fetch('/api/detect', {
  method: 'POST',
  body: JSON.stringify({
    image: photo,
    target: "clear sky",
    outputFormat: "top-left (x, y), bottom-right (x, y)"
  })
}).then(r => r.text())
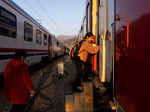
top-left (13, 0), bottom-right (86, 37)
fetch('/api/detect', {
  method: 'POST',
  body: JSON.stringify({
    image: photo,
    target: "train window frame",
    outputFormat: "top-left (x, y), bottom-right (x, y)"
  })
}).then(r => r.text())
top-left (43, 33), bottom-right (48, 46)
top-left (36, 29), bottom-right (42, 45)
top-left (24, 21), bottom-right (33, 42)
top-left (0, 6), bottom-right (17, 38)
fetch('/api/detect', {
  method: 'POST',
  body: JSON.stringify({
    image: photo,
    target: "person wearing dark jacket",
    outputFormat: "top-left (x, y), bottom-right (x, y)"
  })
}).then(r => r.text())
top-left (3, 50), bottom-right (35, 112)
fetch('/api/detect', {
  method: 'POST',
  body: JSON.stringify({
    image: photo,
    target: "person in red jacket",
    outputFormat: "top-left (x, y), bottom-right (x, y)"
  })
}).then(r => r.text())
top-left (3, 50), bottom-right (35, 112)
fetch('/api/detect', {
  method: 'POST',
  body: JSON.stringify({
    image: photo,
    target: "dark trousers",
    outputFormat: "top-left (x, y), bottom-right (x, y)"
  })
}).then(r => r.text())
top-left (82, 61), bottom-right (92, 81)
top-left (10, 104), bottom-right (26, 112)
top-left (74, 60), bottom-right (92, 87)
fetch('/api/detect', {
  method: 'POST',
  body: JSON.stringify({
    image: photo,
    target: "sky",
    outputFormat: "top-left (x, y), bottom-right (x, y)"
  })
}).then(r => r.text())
top-left (13, 0), bottom-right (86, 37)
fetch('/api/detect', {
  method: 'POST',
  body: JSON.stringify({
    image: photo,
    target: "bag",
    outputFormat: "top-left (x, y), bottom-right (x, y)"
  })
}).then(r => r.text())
top-left (71, 40), bottom-right (84, 60)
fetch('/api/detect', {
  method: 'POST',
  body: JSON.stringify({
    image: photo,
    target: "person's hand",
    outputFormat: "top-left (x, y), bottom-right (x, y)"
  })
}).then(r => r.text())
top-left (30, 90), bottom-right (36, 96)
top-left (92, 44), bottom-right (96, 47)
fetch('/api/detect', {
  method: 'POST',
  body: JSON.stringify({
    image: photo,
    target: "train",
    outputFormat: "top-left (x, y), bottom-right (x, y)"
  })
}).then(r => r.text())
top-left (73, 0), bottom-right (150, 111)
top-left (0, 0), bottom-right (68, 74)
top-left (74, 0), bottom-right (114, 83)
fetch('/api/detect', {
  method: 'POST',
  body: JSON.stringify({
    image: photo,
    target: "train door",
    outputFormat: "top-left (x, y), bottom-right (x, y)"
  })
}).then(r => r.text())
top-left (85, 0), bottom-right (97, 74)
top-left (89, 0), bottom-right (113, 81)
top-left (92, 0), bottom-right (114, 84)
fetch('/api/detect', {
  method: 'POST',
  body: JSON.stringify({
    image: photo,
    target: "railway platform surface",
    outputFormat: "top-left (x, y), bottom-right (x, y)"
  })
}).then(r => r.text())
top-left (0, 55), bottom-right (113, 112)
top-left (0, 55), bottom-right (78, 112)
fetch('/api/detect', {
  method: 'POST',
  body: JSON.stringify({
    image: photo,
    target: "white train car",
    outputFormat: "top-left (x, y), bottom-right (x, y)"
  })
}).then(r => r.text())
top-left (0, 0), bottom-right (61, 73)
top-left (52, 37), bottom-right (66, 57)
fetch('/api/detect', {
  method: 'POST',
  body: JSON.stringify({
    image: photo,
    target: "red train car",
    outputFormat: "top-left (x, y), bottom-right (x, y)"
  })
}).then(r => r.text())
top-left (115, 0), bottom-right (150, 111)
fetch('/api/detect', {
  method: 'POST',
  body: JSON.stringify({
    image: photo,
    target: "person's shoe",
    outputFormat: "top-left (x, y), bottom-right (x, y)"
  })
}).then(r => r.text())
top-left (88, 75), bottom-right (93, 80)
top-left (77, 86), bottom-right (83, 92)
top-left (83, 78), bottom-right (92, 82)
top-left (73, 86), bottom-right (83, 93)
top-left (92, 71), bottom-right (99, 76)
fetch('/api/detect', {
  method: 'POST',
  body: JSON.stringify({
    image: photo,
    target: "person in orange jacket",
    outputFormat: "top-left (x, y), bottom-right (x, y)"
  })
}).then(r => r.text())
top-left (73, 32), bottom-right (99, 92)
top-left (78, 34), bottom-right (99, 62)
top-left (3, 50), bottom-right (35, 112)
top-left (78, 32), bottom-right (99, 79)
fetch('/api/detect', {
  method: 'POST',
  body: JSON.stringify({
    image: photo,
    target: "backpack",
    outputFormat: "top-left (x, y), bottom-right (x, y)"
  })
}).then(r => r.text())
top-left (71, 40), bottom-right (84, 60)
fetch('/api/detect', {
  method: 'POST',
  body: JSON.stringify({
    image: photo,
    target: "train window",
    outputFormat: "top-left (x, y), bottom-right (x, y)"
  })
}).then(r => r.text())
top-left (48, 35), bottom-right (51, 44)
top-left (36, 29), bottom-right (42, 44)
top-left (0, 6), bottom-right (16, 38)
top-left (48, 36), bottom-right (52, 47)
top-left (57, 41), bottom-right (59, 46)
top-left (43, 34), bottom-right (48, 45)
top-left (24, 22), bottom-right (33, 42)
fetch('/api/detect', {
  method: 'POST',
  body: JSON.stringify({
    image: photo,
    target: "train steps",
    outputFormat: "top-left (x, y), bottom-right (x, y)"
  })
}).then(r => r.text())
top-left (65, 82), bottom-right (93, 112)
top-left (65, 81), bottom-right (116, 112)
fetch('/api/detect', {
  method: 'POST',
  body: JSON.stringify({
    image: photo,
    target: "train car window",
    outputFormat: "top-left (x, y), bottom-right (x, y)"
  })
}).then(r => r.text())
top-left (36, 29), bottom-right (42, 44)
top-left (0, 6), bottom-right (16, 38)
top-left (48, 35), bottom-right (51, 44)
top-left (24, 22), bottom-right (33, 42)
top-left (48, 36), bottom-right (52, 48)
top-left (43, 34), bottom-right (48, 45)
top-left (57, 41), bottom-right (59, 46)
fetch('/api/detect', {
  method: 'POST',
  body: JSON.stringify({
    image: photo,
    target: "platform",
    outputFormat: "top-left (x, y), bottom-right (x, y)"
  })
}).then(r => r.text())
top-left (0, 56), bottom-right (79, 112)
top-left (0, 56), bottom-right (114, 112)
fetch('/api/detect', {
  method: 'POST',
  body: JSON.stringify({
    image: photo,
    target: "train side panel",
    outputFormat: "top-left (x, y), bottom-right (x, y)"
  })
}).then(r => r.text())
top-left (115, 0), bottom-right (150, 111)
top-left (82, 0), bottom-right (115, 84)
top-left (0, 0), bottom-right (54, 73)
top-left (97, 0), bottom-right (114, 83)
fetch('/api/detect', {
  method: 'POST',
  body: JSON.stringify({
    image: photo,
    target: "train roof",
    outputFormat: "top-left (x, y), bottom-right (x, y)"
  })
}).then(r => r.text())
top-left (6, 0), bottom-right (50, 34)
